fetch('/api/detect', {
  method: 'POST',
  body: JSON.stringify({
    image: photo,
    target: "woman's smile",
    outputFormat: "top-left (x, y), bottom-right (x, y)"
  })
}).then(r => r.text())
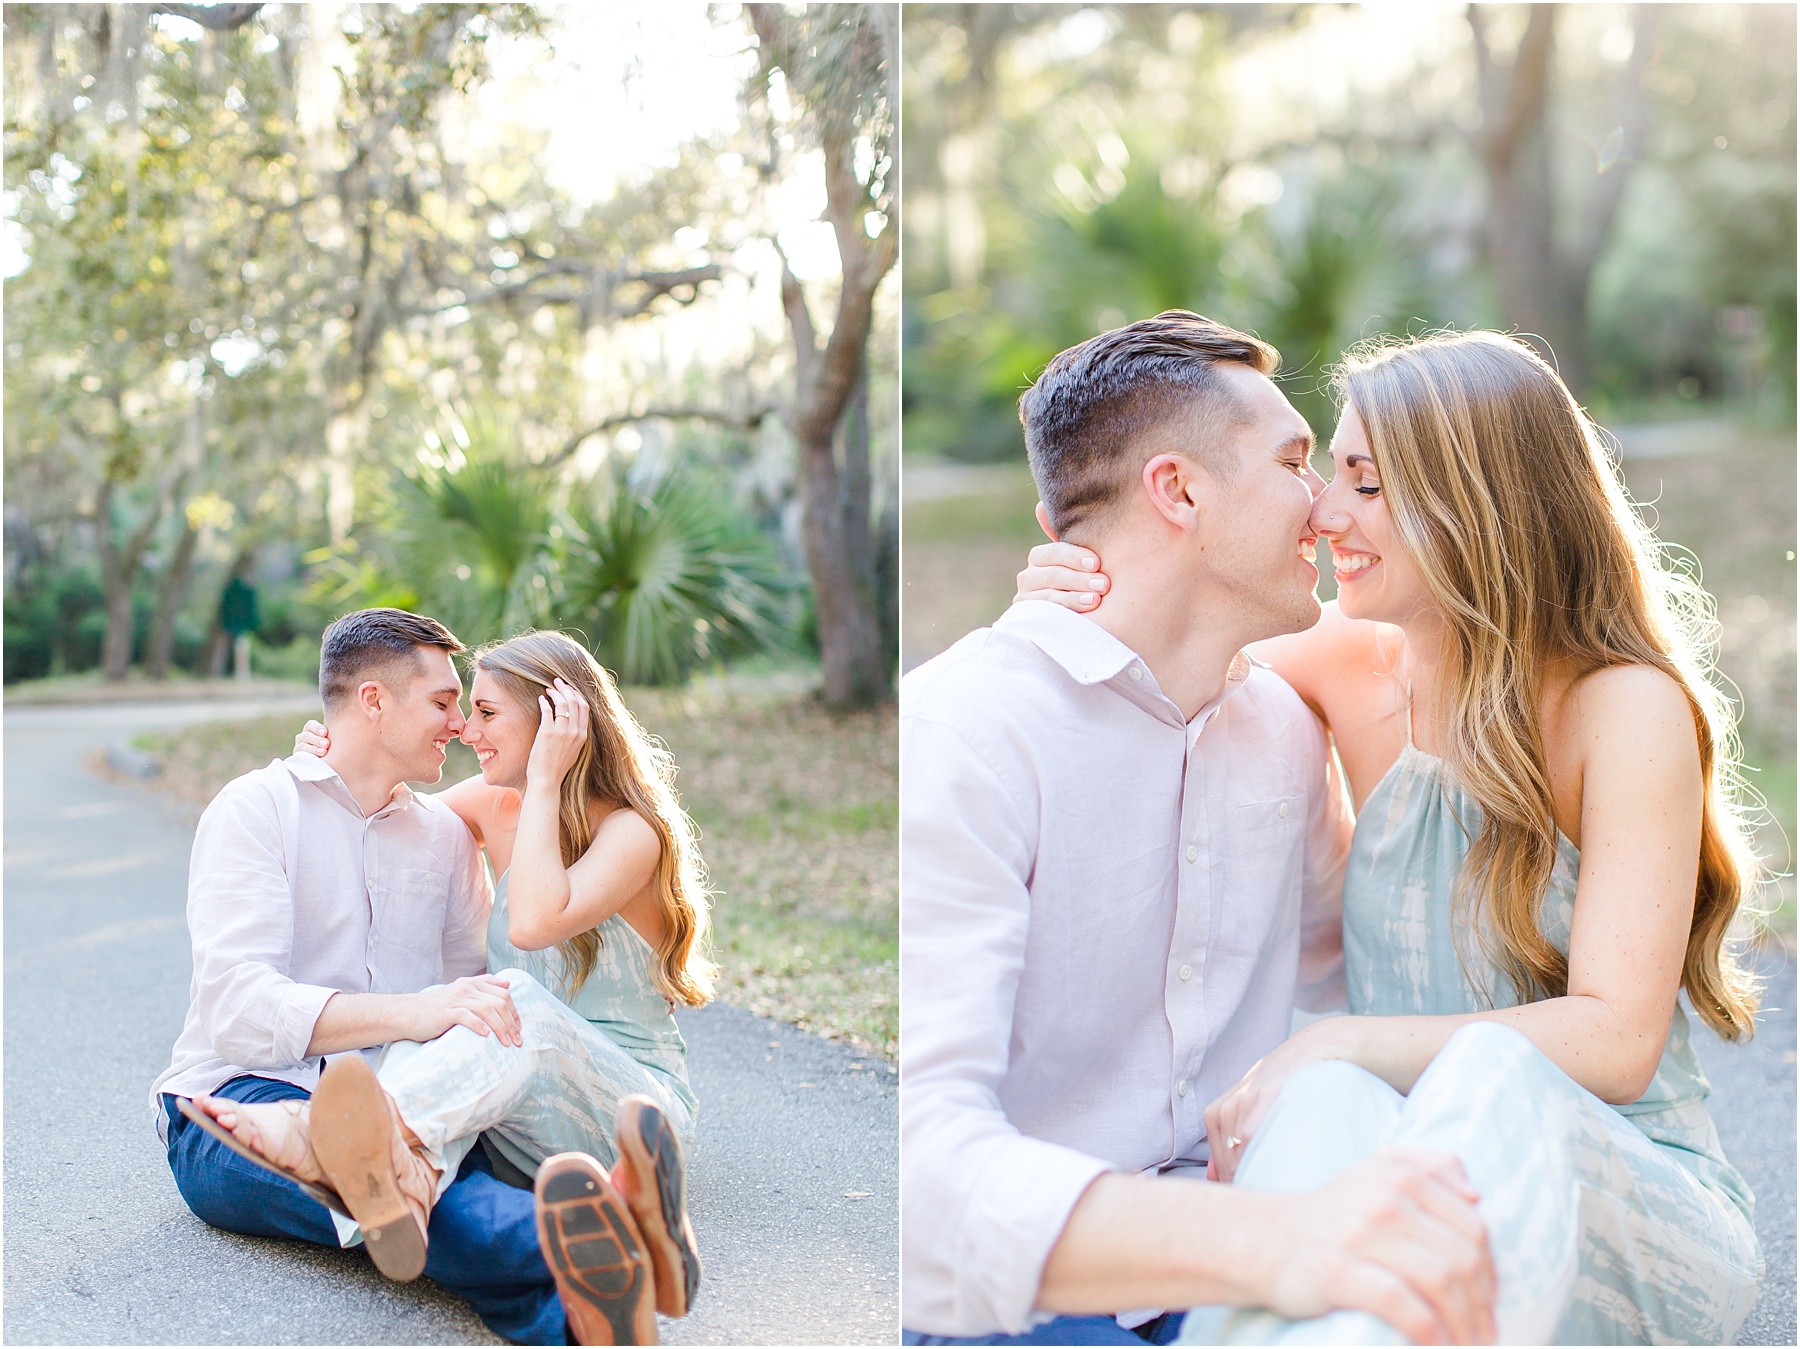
top-left (1332, 548), bottom-right (1379, 582)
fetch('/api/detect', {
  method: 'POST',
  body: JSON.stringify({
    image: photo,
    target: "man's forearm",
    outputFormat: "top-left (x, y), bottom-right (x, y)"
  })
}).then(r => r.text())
top-left (304, 991), bottom-right (420, 1056)
top-left (1038, 1153), bottom-right (1499, 1346)
top-left (1038, 1172), bottom-right (1283, 1315)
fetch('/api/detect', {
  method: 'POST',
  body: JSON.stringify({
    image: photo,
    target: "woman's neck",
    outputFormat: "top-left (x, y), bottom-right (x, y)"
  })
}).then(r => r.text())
top-left (1396, 609), bottom-right (1452, 754)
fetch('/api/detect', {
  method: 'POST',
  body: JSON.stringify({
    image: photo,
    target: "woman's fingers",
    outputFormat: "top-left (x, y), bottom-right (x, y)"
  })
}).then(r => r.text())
top-left (560, 682), bottom-right (590, 734)
top-left (1014, 565), bottom-right (1109, 604)
top-left (1205, 1083), bottom-right (1262, 1183)
top-left (1027, 541), bottom-right (1100, 571)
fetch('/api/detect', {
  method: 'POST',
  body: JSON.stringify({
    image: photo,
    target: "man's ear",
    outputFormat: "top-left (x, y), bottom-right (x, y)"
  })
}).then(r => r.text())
top-left (1035, 501), bottom-right (1060, 542)
top-left (1141, 453), bottom-right (1203, 533)
top-left (356, 679), bottom-right (386, 723)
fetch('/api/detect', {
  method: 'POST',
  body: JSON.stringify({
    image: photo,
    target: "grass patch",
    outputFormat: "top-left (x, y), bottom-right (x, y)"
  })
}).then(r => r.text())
top-left (134, 669), bottom-right (898, 1058)
top-left (1619, 429), bottom-right (1796, 936)
top-left (901, 461), bottom-right (1043, 670)
top-left (6, 671), bottom-right (313, 705)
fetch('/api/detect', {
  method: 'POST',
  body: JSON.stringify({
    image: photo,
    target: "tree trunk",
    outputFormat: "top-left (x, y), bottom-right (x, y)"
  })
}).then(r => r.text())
top-left (841, 363), bottom-right (873, 596)
top-left (144, 507), bottom-right (199, 679)
top-left (1471, 5), bottom-right (1585, 389)
top-left (1470, 3), bottom-right (1658, 397)
top-left (750, 3), bottom-right (898, 708)
top-left (95, 473), bottom-right (164, 682)
top-left (799, 409), bottom-right (888, 708)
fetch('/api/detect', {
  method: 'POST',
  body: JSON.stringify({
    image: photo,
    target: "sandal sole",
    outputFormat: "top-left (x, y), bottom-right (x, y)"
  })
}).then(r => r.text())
top-left (309, 1057), bottom-right (427, 1283)
top-left (616, 1098), bottom-right (700, 1317)
top-left (536, 1153), bottom-right (658, 1346)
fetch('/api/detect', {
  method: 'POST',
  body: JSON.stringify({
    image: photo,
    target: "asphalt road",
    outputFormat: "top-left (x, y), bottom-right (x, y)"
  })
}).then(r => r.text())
top-left (3, 699), bottom-right (898, 1346)
top-left (1703, 941), bottom-right (1798, 1348)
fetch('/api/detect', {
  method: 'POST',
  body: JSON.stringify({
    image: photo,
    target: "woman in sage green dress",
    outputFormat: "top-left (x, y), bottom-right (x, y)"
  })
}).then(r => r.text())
top-left (1017, 330), bottom-right (1764, 1344)
top-left (290, 629), bottom-right (714, 1333)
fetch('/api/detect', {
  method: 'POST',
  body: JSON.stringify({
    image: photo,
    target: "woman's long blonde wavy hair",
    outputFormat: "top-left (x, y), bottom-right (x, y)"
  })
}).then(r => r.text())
top-left (475, 631), bottom-right (716, 1007)
top-left (1333, 330), bottom-right (1764, 1040)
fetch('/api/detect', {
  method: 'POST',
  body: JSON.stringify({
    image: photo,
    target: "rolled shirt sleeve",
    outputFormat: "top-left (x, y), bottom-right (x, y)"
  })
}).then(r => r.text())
top-left (1295, 713), bottom-right (1351, 1014)
top-left (188, 784), bottom-right (339, 1069)
top-left (900, 714), bottom-right (1113, 1337)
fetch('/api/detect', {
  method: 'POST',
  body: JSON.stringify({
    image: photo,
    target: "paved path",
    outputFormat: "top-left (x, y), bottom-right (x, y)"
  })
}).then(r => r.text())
top-left (1700, 943), bottom-right (1797, 1347)
top-left (3, 700), bottom-right (897, 1345)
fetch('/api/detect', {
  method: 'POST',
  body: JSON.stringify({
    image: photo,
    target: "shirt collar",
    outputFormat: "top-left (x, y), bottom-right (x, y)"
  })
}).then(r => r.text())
top-left (994, 603), bottom-right (1253, 737)
top-left (284, 753), bottom-right (415, 818)
top-left (1189, 650), bottom-right (1254, 744)
top-left (994, 601), bottom-right (1143, 686)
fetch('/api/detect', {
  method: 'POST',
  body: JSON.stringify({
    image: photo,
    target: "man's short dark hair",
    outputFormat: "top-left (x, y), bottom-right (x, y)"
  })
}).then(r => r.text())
top-left (1019, 310), bottom-right (1279, 537)
top-left (319, 608), bottom-right (464, 711)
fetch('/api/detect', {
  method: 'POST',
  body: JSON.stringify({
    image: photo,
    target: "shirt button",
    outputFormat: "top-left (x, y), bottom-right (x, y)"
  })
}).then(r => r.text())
top-left (1185, 845), bottom-right (1198, 862)
top-left (1278, 801), bottom-right (1289, 818)
top-left (1178, 964), bottom-right (1192, 982)
top-left (1128, 665), bottom-right (1143, 681)
top-left (1176, 1079), bottom-right (1189, 1098)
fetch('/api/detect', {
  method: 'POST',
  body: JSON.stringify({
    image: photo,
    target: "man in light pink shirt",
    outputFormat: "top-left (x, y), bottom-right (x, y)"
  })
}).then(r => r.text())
top-left (150, 608), bottom-right (581, 1345)
top-left (901, 314), bottom-right (1496, 1346)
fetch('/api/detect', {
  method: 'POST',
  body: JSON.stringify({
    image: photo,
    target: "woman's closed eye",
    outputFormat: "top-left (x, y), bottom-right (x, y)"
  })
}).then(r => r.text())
top-left (1354, 481), bottom-right (1381, 498)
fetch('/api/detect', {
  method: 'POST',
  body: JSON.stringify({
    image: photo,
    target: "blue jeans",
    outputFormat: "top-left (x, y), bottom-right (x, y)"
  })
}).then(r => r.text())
top-left (164, 1075), bottom-right (566, 1345)
top-left (905, 1313), bottom-right (1183, 1345)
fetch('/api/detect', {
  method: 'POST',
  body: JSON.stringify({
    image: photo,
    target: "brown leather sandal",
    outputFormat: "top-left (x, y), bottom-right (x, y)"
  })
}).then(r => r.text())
top-left (309, 1056), bottom-right (434, 1282)
top-left (175, 1096), bottom-right (349, 1218)
top-left (535, 1152), bottom-right (659, 1346)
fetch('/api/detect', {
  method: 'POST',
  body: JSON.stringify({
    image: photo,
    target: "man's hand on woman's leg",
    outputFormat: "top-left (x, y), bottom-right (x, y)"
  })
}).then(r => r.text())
top-left (1037, 1146), bottom-right (1495, 1347)
top-left (1254, 1147), bottom-right (1495, 1345)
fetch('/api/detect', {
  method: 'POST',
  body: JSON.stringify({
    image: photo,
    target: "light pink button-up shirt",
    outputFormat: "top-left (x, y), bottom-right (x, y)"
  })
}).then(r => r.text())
top-left (150, 753), bottom-right (491, 1134)
top-left (900, 603), bottom-right (1351, 1337)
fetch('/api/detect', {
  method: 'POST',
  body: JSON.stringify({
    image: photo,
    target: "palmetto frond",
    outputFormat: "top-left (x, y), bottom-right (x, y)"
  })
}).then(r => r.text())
top-left (554, 471), bottom-right (790, 686)
top-left (397, 408), bottom-right (555, 643)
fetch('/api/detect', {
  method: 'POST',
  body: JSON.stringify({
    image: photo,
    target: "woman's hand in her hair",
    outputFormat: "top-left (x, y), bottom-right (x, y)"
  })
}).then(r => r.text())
top-left (525, 677), bottom-right (591, 791)
top-left (293, 720), bottom-right (329, 758)
top-left (1015, 538), bottom-right (1111, 610)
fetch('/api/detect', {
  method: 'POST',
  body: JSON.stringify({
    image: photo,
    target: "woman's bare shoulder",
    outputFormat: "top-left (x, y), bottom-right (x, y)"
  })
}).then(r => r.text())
top-left (1250, 603), bottom-right (1397, 697)
top-left (437, 775), bottom-right (520, 845)
top-left (1566, 663), bottom-right (1695, 740)
top-left (587, 801), bottom-right (661, 852)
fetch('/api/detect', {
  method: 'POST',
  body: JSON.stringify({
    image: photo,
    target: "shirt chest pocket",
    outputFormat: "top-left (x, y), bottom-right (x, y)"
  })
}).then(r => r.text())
top-left (1216, 795), bottom-right (1304, 954)
top-left (1235, 795), bottom-right (1302, 835)
top-left (376, 866), bottom-right (448, 960)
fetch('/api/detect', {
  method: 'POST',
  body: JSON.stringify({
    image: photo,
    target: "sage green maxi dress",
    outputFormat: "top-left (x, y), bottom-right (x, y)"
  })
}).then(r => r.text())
top-left (367, 871), bottom-right (698, 1216)
top-left (1181, 729), bottom-right (1763, 1346)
